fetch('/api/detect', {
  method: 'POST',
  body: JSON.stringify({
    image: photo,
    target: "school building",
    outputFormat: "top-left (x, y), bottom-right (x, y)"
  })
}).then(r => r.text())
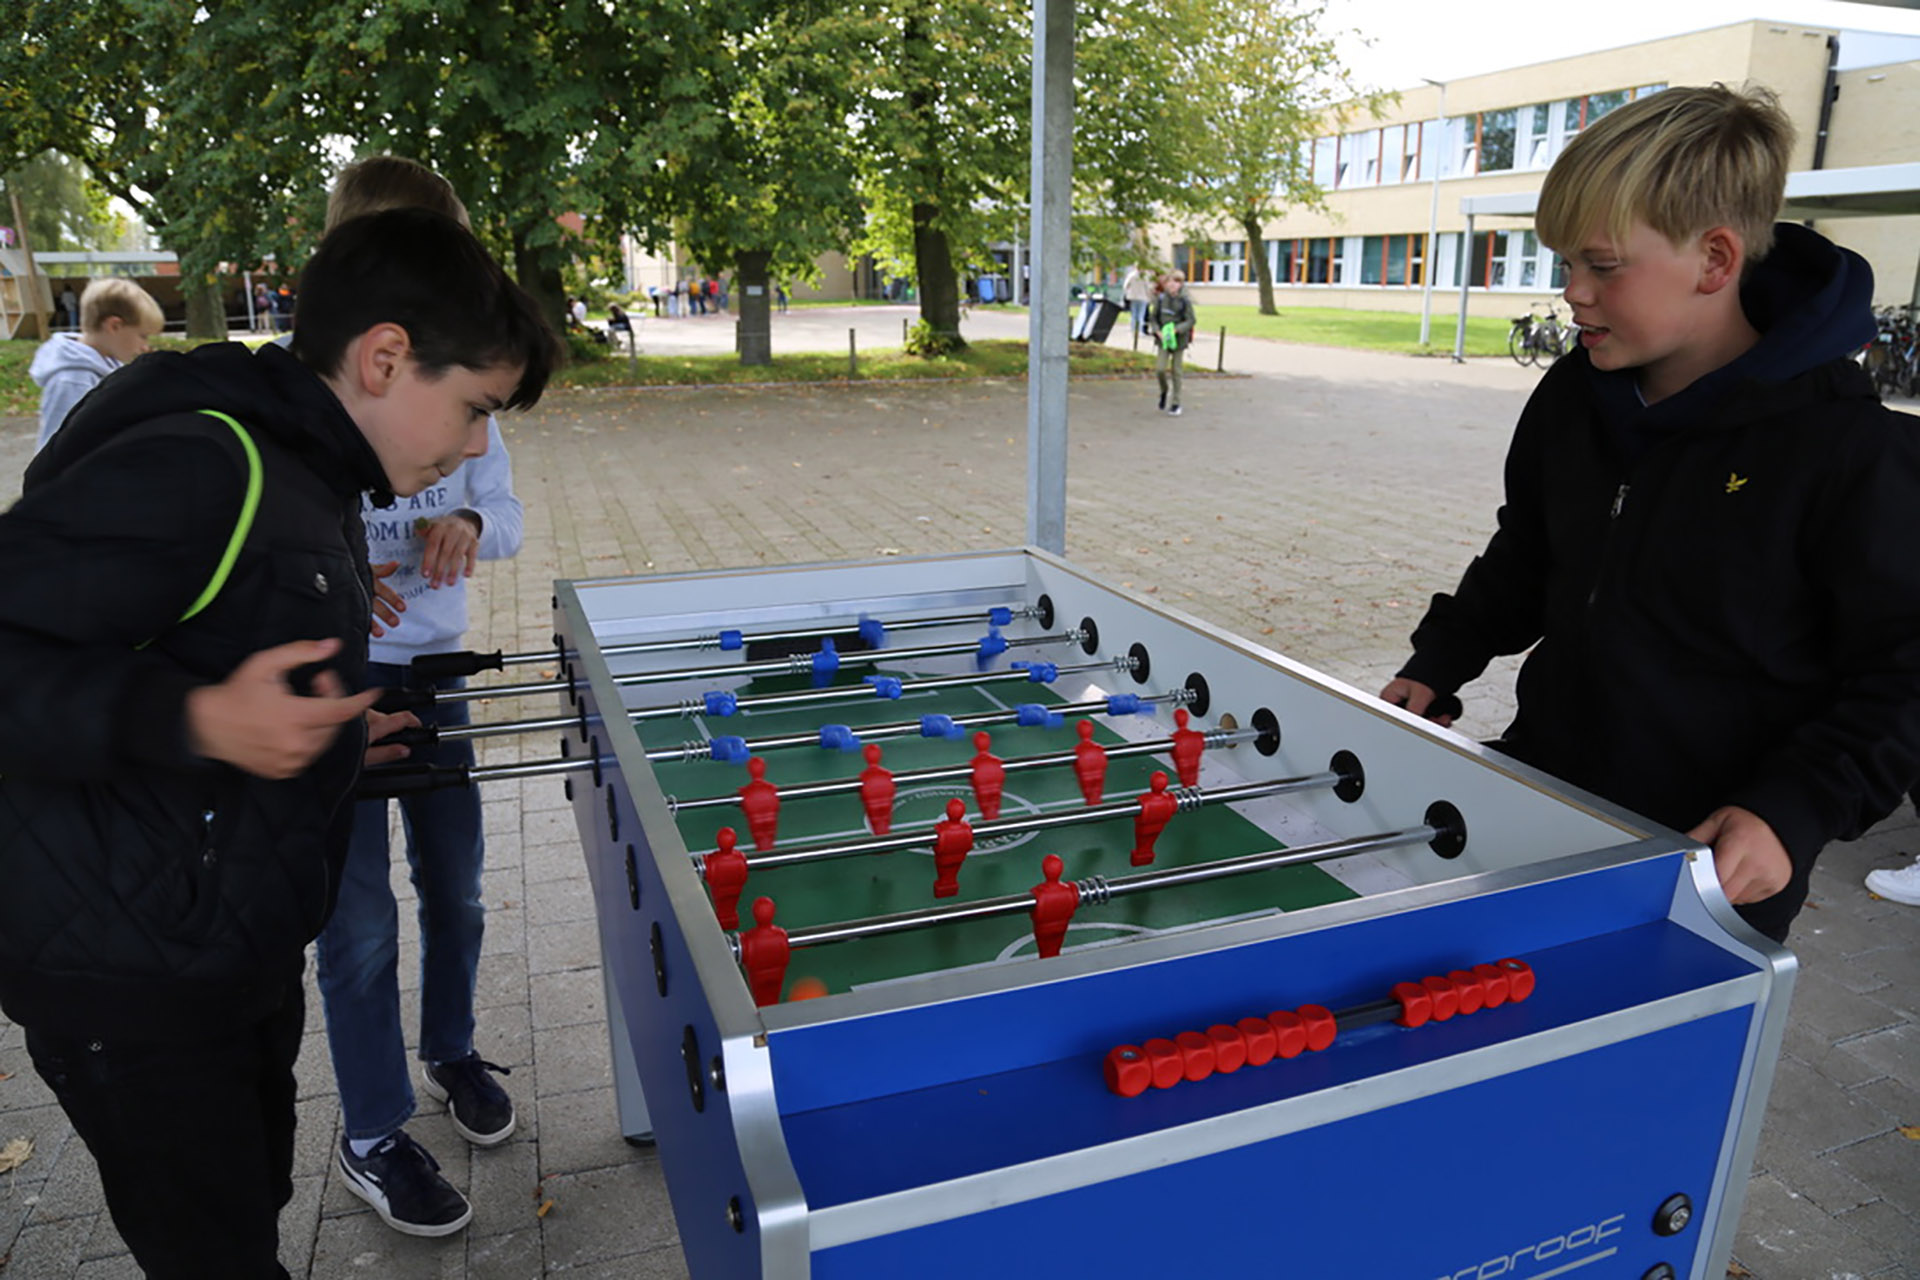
top-left (1161, 19), bottom-right (1920, 324)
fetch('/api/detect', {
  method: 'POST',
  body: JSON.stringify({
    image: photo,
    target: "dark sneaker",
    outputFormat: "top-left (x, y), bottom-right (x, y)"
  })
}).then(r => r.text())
top-left (1168, 405), bottom-right (1183, 417)
top-left (1157, 389), bottom-right (1167, 410)
top-left (337, 1131), bottom-right (472, 1238)
top-left (421, 1055), bottom-right (516, 1147)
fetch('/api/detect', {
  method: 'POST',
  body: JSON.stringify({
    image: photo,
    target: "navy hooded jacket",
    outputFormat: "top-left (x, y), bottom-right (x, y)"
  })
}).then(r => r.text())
top-left (1399, 224), bottom-right (1920, 940)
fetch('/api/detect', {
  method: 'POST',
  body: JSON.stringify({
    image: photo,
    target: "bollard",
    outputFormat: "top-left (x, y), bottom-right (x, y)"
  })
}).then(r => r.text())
top-left (628, 328), bottom-right (638, 379)
top-left (849, 328), bottom-right (857, 379)
top-left (1217, 326), bottom-right (1226, 372)
top-left (903, 316), bottom-right (909, 344)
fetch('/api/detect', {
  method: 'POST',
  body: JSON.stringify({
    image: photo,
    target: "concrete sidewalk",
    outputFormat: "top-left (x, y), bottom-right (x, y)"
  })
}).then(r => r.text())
top-left (1, 324), bottom-right (1915, 1278)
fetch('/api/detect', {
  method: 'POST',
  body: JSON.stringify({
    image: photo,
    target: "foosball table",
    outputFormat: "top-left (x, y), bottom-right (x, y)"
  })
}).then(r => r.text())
top-left (533, 547), bottom-right (1790, 1280)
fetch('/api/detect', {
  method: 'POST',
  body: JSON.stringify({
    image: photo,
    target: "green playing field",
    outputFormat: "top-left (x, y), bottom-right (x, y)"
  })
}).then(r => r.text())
top-left (639, 668), bottom-right (1358, 999)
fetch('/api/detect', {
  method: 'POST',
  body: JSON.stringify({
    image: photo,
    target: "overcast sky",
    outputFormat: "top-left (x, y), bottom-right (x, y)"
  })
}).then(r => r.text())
top-left (1326, 0), bottom-right (1920, 91)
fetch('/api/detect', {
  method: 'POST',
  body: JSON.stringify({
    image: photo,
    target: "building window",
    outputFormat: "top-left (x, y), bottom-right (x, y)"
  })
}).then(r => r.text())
top-left (1313, 136), bottom-right (1338, 189)
top-left (1307, 238), bottom-right (1332, 284)
top-left (1479, 108), bottom-right (1517, 174)
top-left (1521, 103), bottom-right (1552, 169)
top-left (1381, 124), bottom-right (1405, 186)
top-left (1209, 240), bottom-right (1247, 284)
top-left (1267, 238), bottom-right (1299, 284)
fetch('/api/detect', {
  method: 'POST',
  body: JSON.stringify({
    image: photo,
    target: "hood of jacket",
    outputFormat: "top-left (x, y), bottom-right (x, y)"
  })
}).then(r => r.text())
top-left (25, 340), bottom-right (392, 507)
top-left (1589, 222), bottom-right (1879, 463)
top-left (28, 332), bottom-right (118, 387)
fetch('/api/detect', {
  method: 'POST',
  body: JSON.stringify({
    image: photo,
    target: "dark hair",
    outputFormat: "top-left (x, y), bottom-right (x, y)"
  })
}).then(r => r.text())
top-left (290, 208), bottom-right (559, 411)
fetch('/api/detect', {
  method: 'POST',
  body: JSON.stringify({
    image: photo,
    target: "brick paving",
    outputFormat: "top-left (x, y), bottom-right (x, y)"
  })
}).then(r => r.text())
top-left (0, 312), bottom-right (1915, 1277)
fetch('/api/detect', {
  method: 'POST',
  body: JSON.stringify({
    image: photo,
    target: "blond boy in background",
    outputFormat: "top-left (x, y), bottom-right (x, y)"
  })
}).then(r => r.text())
top-left (30, 277), bottom-right (165, 452)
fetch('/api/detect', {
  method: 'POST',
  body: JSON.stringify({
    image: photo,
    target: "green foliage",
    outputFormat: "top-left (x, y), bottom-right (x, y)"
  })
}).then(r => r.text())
top-left (0, 152), bottom-right (122, 251)
top-left (903, 318), bottom-right (964, 358)
top-left (563, 329), bottom-right (612, 365)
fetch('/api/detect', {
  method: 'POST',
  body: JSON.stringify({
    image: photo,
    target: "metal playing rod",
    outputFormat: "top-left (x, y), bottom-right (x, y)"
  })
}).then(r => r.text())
top-left (407, 604), bottom-right (1041, 680)
top-left (713, 772), bottom-right (1348, 872)
top-left (667, 727), bottom-right (1263, 814)
top-left (630, 657), bottom-right (1134, 724)
top-left (637, 689), bottom-right (1195, 762)
top-left (753, 823), bottom-right (1444, 951)
top-left (427, 630), bottom-right (1084, 705)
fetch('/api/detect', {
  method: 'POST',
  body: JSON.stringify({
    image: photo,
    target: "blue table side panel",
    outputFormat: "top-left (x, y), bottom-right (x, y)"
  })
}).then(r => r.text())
top-left (812, 1007), bottom-right (1752, 1279)
top-left (771, 855), bottom-right (1699, 1116)
top-left (564, 621), bottom-right (769, 1280)
top-left (783, 920), bottom-right (1754, 1206)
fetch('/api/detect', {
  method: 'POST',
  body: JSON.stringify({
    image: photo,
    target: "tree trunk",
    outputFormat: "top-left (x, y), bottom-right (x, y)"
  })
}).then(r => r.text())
top-left (512, 226), bottom-right (568, 334)
top-left (1242, 214), bottom-right (1276, 316)
top-left (736, 249), bottom-right (772, 366)
top-left (184, 277), bottom-right (227, 341)
top-left (912, 203), bottom-right (964, 345)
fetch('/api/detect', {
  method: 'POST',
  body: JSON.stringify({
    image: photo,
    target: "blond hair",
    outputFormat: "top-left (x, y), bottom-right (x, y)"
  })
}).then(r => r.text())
top-left (1536, 84), bottom-right (1793, 263)
top-left (79, 278), bottom-right (163, 334)
top-left (325, 155), bottom-right (467, 231)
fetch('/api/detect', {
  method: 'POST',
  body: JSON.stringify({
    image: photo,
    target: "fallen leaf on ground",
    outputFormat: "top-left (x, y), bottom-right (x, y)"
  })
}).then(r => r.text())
top-left (0, 1136), bottom-right (32, 1174)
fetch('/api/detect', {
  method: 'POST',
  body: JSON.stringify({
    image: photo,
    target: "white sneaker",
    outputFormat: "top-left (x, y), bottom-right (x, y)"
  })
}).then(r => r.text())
top-left (1864, 858), bottom-right (1920, 906)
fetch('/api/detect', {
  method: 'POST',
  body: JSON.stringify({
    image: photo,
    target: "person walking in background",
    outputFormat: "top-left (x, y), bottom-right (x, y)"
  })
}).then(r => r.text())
top-left (1150, 270), bottom-right (1196, 415)
top-left (253, 282), bottom-right (273, 331)
top-left (1122, 264), bottom-right (1152, 337)
top-left (58, 284), bottom-right (79, 331)
top-left (30, 278), bottom-right (165, 453)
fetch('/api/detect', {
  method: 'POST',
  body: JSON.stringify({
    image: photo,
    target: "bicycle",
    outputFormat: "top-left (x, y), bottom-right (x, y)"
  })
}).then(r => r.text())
top-left (1509, 301), bottom-right (1572, 367)
top-left (1862, 305), bottom-right (1917, 400)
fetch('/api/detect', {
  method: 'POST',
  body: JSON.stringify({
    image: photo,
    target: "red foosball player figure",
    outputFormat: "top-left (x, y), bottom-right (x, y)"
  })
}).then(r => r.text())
top-left (1170, 707), bottom-right (1206, 787)
top-left (704, 826), bottom-right (749, 929)
top-left (1131, 770), bottom-right (1177, 866)
top-left (931, 797), bottom-right (974, 898)
top-left (1073, 719), bottom-right (1108, 804)
top-left (739, 896), bottom-right (790, 1007)
top-left (1029, 854), bottom-right (1079, 958)
top-left (969, 730), bottom-right (1006, 820)
top-left (859, 743), bottom-right (896, 834)
top-left (738, 756), bottom-right (780, 851)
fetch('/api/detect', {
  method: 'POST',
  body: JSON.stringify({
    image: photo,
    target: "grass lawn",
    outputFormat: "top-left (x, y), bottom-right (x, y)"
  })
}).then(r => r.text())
top-left (0, 303), bottom-right (1520, 416)
top-left (1196, 303), bottom-right (1516, 358)
top-left (0, 335), bottom-right (1154, 417)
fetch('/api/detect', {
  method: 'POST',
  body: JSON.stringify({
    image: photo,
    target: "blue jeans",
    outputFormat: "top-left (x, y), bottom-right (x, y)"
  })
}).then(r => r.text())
top-left (315, 666), bottom-right (485, 1142)
top-left (1130, 299), bottom-right (1148, 334)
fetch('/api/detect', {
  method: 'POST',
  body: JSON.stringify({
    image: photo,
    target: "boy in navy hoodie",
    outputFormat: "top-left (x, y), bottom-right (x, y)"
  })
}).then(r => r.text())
top-left (1381, 84), bottom-right (1920, 943)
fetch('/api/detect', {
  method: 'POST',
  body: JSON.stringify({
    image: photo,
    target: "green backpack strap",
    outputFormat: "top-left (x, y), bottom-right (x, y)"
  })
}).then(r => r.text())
top-left (180, 409), bottom-right (264, 623)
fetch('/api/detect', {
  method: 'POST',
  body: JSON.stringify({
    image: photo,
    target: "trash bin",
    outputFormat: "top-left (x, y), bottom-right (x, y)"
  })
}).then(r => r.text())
top-left (979, 278), bottom-right (997, 304)
top-left (1071, 296), bottom-right (1124, 343)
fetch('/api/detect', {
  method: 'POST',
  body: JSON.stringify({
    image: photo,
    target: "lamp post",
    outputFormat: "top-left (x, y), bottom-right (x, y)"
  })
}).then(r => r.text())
top-left (1418, 77), bottom-right (1446, 349)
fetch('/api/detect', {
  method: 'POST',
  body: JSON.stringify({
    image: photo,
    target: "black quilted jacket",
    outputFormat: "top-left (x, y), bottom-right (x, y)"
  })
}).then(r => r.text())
top-left (0, 342), bottom-right (388, 1040)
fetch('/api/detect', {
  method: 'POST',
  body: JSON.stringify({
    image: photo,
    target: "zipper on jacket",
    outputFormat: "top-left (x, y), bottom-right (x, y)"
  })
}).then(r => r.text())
top-left (1609, 483), bottom-right (1629, 518)
top-left (1590, 483), bottom-right (1633, 608)
top-left (201, 808), bottom-right (218, 868)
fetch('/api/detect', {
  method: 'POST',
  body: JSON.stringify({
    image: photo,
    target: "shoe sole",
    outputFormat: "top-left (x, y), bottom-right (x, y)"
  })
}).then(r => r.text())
top-left (420, 1065), bottom-right (517, 1147)
top-left (337, 1152), bottom-right (473, 1238)
top-left (1865, 876), bottom-right (1920, 906)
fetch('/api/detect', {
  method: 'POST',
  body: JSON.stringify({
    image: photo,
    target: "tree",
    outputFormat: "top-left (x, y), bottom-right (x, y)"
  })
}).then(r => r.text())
top-left (628, 1), bottom-right (867, 364)
top-left (1174, 0), bottom-right (1380, 315)
top-left (0, 151), bottom-right (124, 252)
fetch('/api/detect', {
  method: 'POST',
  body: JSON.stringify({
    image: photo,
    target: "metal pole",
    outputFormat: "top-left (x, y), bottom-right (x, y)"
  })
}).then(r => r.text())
top-left (1418, 79), bottom-right (1446, 349)
top-left (1216, 326), bottom-right (1226, 372)
top-left (1453, 212), bottom-right (1475, 364)
top-left (1026, 0), bottom-right (1073, 555)
top-left (848, 327), bottom-right (857, 378)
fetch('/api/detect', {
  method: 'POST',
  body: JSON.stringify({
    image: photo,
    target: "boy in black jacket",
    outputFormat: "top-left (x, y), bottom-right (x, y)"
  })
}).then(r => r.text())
top-left (1381, 84), bottom-right (1920, 944)
top-left (0, 208), bottom-right (558, 1278)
